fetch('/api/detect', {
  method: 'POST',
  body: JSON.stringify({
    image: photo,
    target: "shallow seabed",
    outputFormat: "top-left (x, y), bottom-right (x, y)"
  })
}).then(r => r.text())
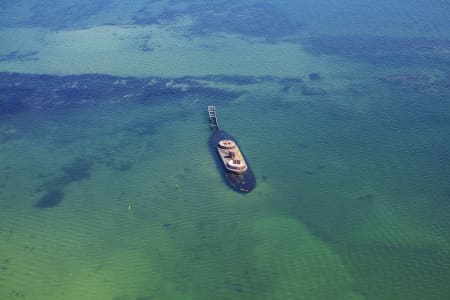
top-left (1, 1), bottom-right (450, 300)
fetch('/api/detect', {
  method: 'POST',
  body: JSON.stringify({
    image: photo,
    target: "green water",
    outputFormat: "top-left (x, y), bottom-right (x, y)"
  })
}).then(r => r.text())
top-left (1, 77), bottom-right (449, 299)
top-left (1, 1), bottom-right (450, 299)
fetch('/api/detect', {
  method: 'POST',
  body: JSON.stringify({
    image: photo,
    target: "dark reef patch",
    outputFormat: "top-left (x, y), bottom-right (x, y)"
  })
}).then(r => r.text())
top-left (357, 194), bottom-right (376, 202)
top-left (279, 77), bottom-right (303, 86)
top-left (189, 2), bottom-right (302, 39)
top-left (133, 7), bottom-right (181, 27)
top-left (139, 79), bottom-right (244, 105)
top-left (28, 0), bottom-right (112, 30)
top-left (302, 86), bottom-right (327, 96)
top-left (0, 50), bottom-right (39, 62)
top-left (0, 72), bottom-right (325, 119)
top-left (302, 36), bottom-right (450, 67)
top-left (0, 86), bottom-right (31, 115)
top-left (380, 73), bottom-right (450, 93)
top-left (0, 72), bottom-right (246, 114)
top-left (279, 77), bottom-right (304, 92)
top-left (192, 75), bottom-right (261, 85)
top-left (34, 190), bottom-right (64, 209)
top-left (138, 44), bottom-right (155, 52)
top-left (62, 158), bottom-right (93, 182)
top-left (1, 0), bottom-right (302, 40)
top-left (0, 0), bottom-right (113, 29)
top-left (133, 1), bottom-right (302, 40)
top-left (381, 74), bottom-right (432, 86)
top-left (162, 223), bottom-right (172, 229)
top-left (135, 34), bottom-right (158, 52)
top-left (125, 119), bottom-right (161, 137)
top-left (37, 157), bottom-right (93, 203)
top-left (188, 86), bottom-right (243, 101)
top-left (309, 73), bottom-right (321, 81)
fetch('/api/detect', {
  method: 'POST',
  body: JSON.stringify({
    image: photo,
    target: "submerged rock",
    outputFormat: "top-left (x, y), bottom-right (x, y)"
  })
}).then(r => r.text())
top-left (34, 190), bottom-right (64, 209)
top-left (309, 73), bottom-right (321, 81)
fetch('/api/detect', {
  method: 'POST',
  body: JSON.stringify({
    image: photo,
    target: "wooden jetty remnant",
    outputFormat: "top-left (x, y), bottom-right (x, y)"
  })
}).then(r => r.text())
top-left (208, 105), bottom-right (219, 128)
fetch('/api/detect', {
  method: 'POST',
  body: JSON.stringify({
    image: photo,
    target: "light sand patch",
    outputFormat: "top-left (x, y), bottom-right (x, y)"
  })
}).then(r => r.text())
top-left (251, 216), bottom-right (356, 299)
top-left (0, 23), bottom-right (343, 77)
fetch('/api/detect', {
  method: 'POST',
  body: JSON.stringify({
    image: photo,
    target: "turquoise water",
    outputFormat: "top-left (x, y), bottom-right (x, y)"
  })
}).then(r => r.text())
top-left (1, 1), bottom-right (450, 299)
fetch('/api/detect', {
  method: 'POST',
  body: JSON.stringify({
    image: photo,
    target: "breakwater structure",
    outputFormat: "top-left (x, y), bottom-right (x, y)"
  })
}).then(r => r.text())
top-left (207, 106), bottom-right (256, 193)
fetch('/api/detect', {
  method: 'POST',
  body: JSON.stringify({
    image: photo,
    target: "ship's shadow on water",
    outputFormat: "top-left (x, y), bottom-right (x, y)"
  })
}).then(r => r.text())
top-left (208, 129), bottom-right (256, 193)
